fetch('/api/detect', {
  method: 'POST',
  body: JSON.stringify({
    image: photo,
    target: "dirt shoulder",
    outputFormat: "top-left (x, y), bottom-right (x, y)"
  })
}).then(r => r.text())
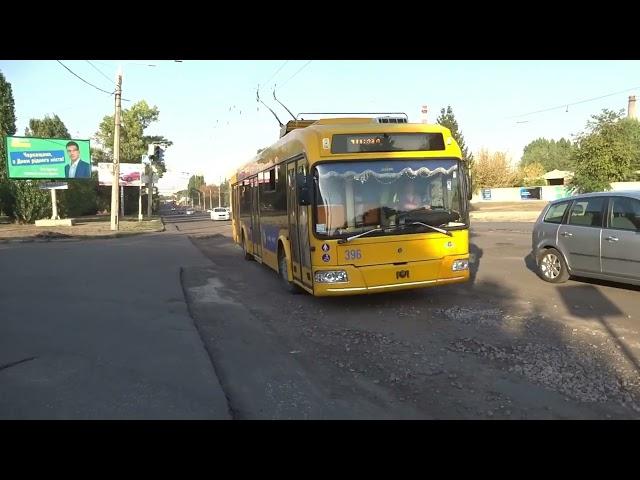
top-left (469, 201), bottom-right (547, 222)
top-left (0, 215), bottom-right (164, 242)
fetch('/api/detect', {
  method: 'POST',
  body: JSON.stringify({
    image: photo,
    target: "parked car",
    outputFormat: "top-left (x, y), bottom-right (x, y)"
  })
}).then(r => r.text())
top-left (211, 207), bottom-right (230, 221)
top-left (185, 208), bottom-right (195, 215)
top-left (532, 191), bottom-right (640, 286)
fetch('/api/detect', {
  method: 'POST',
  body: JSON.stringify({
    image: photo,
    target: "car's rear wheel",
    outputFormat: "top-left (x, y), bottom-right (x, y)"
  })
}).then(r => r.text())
top-left (537, 248), bottom-right (569, 283)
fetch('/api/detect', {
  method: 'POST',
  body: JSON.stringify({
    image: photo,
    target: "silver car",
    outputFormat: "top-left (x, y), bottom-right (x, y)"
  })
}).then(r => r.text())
top-left (532, 191), bottom-right (640, 286)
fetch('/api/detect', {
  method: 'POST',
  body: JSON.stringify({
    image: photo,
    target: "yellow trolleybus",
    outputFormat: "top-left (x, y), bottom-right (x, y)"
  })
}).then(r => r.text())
top-left (230, 115), bottom-right (471, 296)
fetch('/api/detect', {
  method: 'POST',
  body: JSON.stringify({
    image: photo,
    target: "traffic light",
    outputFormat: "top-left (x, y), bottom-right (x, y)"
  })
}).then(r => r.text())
top-left (153, 145), bottom-right (165, 163)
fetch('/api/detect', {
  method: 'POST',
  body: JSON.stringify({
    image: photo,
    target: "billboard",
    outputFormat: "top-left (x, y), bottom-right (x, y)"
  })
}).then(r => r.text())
top-left (5, 136), bottom-right (91, 179)
top-left (98, 162), bottom-right (143, 187)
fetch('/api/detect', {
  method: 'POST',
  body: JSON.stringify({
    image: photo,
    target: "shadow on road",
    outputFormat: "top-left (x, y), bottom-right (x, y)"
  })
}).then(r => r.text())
top-left (524, 251), bottom-right (537, 275)
top-left (469, 242), bottom-right (483, 284)
top-left (187, 233), bottom-right (640, 418)
top-left (558, 284), bottom-right (640, 376)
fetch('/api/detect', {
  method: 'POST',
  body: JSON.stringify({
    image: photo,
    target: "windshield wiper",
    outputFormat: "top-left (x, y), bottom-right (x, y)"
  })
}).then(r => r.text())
top-left (392, 221), bottom-right (453, 237)
top-left (338, 227), bottom-right (383, 244)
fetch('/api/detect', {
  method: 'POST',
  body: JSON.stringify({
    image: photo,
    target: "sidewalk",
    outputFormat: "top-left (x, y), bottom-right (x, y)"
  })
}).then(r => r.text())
top-left (0, 230), bottom-right (231, 419)
top-left (0, 215), bottom-right (164, 242)
top-left (469, 201), bottom-right (547, 222)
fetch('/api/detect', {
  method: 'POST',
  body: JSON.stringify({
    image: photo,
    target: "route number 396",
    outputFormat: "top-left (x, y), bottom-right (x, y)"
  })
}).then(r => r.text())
top-left (345, 249), bottom-right (362, 260)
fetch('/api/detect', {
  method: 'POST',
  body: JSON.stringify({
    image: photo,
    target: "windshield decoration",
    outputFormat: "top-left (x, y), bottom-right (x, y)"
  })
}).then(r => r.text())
top-left (318, 165), bottom-right (457, 184)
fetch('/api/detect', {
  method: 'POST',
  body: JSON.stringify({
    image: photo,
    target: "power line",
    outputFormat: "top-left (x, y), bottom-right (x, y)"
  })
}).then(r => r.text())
top-left (276, 60), bottom-right (312, 91)
top-left (56, 60), bottom-right (114, 96)
top-left (509, 85), bottom-right (640, 119)
top-left (263, 60), bottom-right (289, 89)
top-left (86, 60), bottom-right (114, 86)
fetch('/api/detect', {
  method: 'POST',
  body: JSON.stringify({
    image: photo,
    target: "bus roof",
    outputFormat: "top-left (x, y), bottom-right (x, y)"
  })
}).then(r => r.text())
top-left (230, 118), bottom-right (463, 184)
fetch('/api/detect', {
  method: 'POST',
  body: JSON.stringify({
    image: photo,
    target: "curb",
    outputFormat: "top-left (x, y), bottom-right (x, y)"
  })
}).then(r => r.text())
top-left (0, 224), bottom-right (166, 244)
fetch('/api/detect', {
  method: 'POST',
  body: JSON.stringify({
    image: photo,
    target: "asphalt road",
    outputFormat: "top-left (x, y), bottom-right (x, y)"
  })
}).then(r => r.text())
top-left (3, 210), bottom-right (637, 419)
top-left (0, 228), bottom-right (230, 419)
top-left (174, 215), bottom-right (640, 418)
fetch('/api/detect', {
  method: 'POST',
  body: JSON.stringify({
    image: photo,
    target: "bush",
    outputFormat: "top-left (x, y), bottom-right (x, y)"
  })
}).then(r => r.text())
top-left (4, 180), bottom-right (51, 223)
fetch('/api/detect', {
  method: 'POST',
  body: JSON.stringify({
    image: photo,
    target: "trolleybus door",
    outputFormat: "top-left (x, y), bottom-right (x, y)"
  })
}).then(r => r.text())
top-left (296, 161), bottom-right (313, 289)
top-left (287, 161), bottom-right (303, 284)
top-left (250, 176), bottom-right (262, 259)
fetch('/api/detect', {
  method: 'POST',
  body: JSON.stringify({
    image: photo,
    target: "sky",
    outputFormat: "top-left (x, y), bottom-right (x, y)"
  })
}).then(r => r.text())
top-left (1, 60), bottom-right (639, 193)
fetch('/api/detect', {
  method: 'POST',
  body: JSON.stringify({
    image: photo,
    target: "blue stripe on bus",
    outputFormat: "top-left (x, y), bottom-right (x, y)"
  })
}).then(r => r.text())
top-left (261, 224), bottom-right (280, 253)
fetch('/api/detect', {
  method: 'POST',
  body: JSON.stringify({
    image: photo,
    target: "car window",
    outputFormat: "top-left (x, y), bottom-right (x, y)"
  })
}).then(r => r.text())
top-left (568, 197), bottom-right (605, 228)
top-left (544, 201), bottom-right (570, 224)
top-left (609, 196), bottom-right (640, 231)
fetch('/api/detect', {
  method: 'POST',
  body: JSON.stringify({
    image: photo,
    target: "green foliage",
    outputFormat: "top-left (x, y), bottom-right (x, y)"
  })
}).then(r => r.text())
top-left (25, 114), bottom-right (70, 138)
top-left (188, 174), bottom-right (205, 191)
top-left (7, 181), bottom-right (51, 223)
top-left (520, 137), bottom-right (574, 171)
top-left (570, 109), bottom-right (640, 193)
top-left (59, 175), bottom-right (99, 217)
top-left (0, 72), bottom-right (50, 222)
top-left (436, 106), bottom-right (474, 165)
top-left (187, 175), bottom-right (205, 205)
top-left (95, 100), bottom-right (171, 177)
top-left (0, 70), bottom-right (17, 215)
top-left (96, 100), bottom-right (157, 161)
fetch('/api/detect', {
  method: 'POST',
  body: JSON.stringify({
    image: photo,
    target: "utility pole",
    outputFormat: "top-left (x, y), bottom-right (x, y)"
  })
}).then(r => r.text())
top-left (147, 164), bottom-right (154, 218)
top-left (218, 176), bottom-right (222, 207)
top-left (110, 68), bottom-right (122, 231)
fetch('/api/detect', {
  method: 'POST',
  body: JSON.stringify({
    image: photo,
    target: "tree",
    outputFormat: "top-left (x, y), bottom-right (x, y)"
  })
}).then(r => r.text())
top-left (95, 101), bottom-right (172, 215)
top-left (219, 178), bottom-right (230, 207)
top-left (188, 174), bottom-right (205, 206)
top-left (0, 73), bottom-right (52, 222)
top-left (471, 149), bottom-right (519, 189)
top-left (10, 181), bottom-right (51, 222)
top-left (570, 109), bottom-right (640, 193)
top-left (436, 106), bottom-right (473, 165)
top-left (520, 137), bottom-right (574, 171)
top-left (24, 114), bottom-right (70, 138)
top-left (0, 70), bottom-right (17, 215)
top-left (95, 100), bottom-right (171, 176)
top-left (188, 175), bottom-right (204, 206)
top-left (517, 161), bottom-right (546, 187)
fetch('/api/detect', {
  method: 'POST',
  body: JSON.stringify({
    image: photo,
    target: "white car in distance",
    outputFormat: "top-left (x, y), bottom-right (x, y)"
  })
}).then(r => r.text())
top-left (211, 207), bottom-right (230, 221)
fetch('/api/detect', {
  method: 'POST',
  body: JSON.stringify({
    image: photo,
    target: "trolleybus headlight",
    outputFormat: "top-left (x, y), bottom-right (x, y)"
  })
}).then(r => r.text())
top-left (452, 259), bottom-right (469, 271)
top-left (314, 270), bottom-right (349, 283)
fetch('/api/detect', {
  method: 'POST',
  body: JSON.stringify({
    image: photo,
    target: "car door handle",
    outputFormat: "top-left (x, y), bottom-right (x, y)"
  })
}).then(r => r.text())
top-left (560, 232), bottom-right (573, 237)
top-left (605, 236), bottom-right (619, 242)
